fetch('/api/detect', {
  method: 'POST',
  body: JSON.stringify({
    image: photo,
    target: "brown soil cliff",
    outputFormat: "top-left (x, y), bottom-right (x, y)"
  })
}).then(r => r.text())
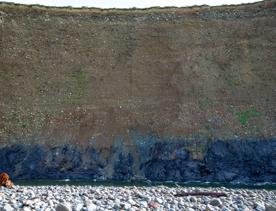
top-left (0, 1), bottom-right (275, 147)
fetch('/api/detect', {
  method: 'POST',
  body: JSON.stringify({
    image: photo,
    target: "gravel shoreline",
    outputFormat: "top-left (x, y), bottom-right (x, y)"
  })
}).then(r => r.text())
top-left (0, 185), bottom-right (276, 211)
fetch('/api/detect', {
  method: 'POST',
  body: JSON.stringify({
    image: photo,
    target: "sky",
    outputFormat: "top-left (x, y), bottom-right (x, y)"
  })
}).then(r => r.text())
top-left (3, 0), bottom-right (260, 8)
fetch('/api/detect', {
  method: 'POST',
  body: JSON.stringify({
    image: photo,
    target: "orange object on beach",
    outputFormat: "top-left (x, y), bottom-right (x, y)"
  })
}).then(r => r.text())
top-left (0, 172), bottom-right (13, 188)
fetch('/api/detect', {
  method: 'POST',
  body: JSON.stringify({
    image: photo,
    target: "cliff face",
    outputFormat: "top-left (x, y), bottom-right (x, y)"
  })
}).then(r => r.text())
top-left (0, 2), bottom-right (276, 182)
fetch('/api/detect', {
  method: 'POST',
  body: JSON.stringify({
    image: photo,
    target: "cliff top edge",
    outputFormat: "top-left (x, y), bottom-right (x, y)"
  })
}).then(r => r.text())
top-left (0, 0), bottom-right (275, 15)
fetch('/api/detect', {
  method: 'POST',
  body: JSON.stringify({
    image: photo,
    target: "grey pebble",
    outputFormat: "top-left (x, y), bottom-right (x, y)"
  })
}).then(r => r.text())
top-left (209, 198), bottom-right (222, 207)
top-left (189, 196), bottom-right (197, 203)
top-left (56, 203), bottom-right (72, 211)
top-left (265, 204), bottom-right (276, 211)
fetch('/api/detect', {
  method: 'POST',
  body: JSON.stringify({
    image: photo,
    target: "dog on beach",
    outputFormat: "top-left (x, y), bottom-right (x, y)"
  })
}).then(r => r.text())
top-left (0, 172), bottom-right (14, 188)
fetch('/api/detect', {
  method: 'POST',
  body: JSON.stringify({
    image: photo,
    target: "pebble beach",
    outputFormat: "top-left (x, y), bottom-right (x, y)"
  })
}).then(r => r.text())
top-left (0, 185), bottom-right (276, 211)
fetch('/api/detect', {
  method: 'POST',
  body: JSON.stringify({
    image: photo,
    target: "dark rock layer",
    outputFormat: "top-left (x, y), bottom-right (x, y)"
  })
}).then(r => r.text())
top-left (1, 139), bottom-right (275, 182)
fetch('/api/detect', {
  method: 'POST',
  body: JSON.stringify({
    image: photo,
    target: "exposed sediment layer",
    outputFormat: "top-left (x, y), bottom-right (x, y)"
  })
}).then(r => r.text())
top-left (0, 1), bottom-right (276, 181)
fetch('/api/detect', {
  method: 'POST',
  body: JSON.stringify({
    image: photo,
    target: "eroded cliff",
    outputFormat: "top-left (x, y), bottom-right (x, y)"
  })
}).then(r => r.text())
top-left (0, 1), bottom-right (275, 181)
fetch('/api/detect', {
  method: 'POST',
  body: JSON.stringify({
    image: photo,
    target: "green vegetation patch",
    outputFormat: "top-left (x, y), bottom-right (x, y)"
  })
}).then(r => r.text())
top-left (199, 98), bottom-right (212, 110)
top-left (69, 68), bottom-right (88, 100)
top-left (235, 108), bottom-right (261, 126)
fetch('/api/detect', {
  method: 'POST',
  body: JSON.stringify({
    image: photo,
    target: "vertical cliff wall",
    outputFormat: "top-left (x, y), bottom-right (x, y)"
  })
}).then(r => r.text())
top-left (0, 1), bottom-right (275, 181)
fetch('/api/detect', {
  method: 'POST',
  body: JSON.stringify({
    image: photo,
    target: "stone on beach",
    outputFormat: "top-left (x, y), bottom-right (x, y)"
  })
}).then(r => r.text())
top-left (85, 202), bottom-right (97, 211)
top-left (265, 204), bottom-right (276, 211)
top-left (56, 203), bottom-right (72, 211)
top-left (1, 204), bottom-right (14, 211)
top-left (72, 203), bottom-right (83, 211)
top-left (148, 201), bottom-right (160, 209)
top-left (209, 198), bottom-right (222, 207)
top-left (255, 201), bottom-right (266, 211)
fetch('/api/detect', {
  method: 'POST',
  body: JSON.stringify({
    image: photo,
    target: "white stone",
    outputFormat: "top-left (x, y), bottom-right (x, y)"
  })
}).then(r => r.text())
top-left (23, 200), bottom-right (33, 206)
top-left (140, 201), bottom-right (148, 208)
top-left (123, 202), bottom-right (132, 209)
top-left (72, 203), bottom-right (83, 211)
top-left (128, 199), bottom-right (136, 205)
top-left (86, 202), bottom-right (97, 211)
top-left (255, 202), bottom-right (266, 211)
top-left (23, 207), bottom-right (32, 211)
top-left (155, 197), bottom-right (163, 204)
top-left (205, 204), bottom-right (215, 211)
top-left (1, 204), bottom-right (14, 211)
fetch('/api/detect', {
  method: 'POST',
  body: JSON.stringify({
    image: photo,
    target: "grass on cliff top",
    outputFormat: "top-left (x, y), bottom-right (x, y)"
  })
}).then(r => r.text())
top-left (0, 1), bottom-right (272, 16)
